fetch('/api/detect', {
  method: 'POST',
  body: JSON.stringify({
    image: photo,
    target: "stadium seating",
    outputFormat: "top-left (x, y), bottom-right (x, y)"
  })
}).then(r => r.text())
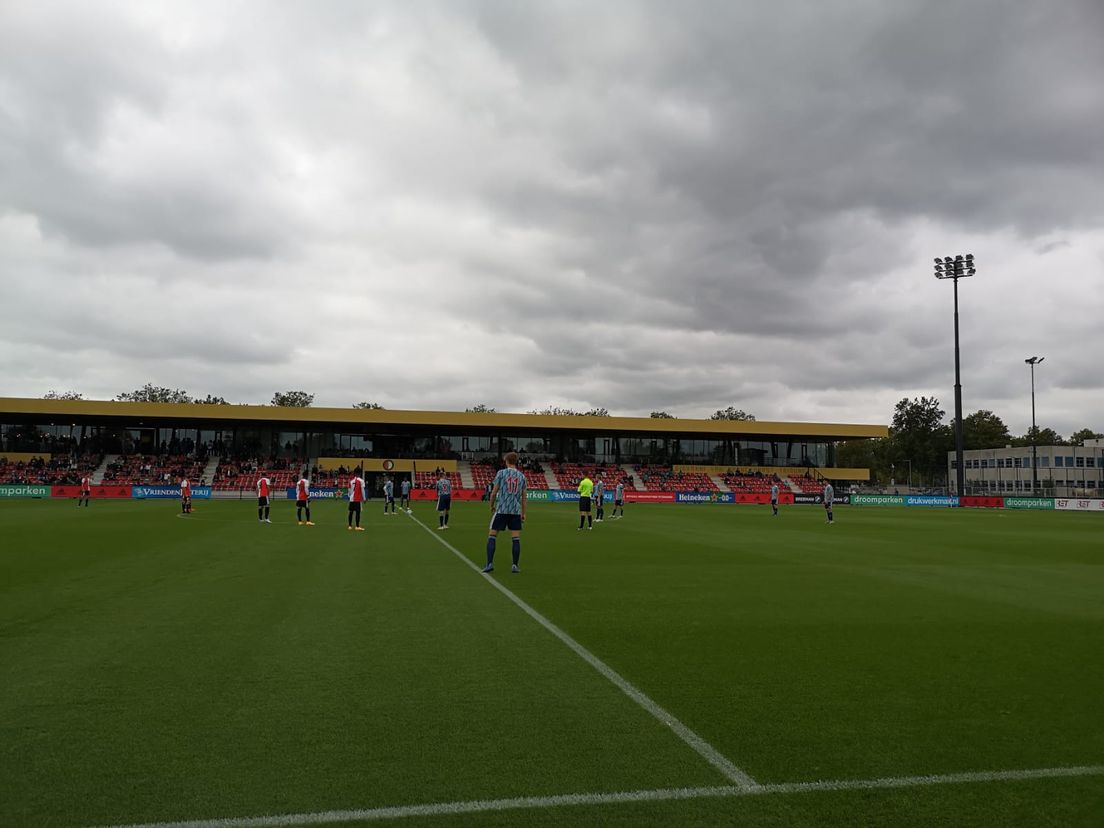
top-left (470, 463), bottom-right (548, 491)
top-left (551, 463), bottom-right (631, 490)
top-left (721, 472), bottom-right (783, 494)
top-left (789, 474), bottom-right (826, 492)
top-left (414, 471), bottom-right (462, 490)
top-left (0, 453), bottom-right (102, 485)
top-left (101, 455), bottom-right (206, 486)
top-left (634, 465), bottom-right (719, 492)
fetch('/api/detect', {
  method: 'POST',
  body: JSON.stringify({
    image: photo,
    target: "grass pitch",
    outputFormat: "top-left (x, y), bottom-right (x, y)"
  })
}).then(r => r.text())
top-left (1, 498), bottom-right (1101, 826)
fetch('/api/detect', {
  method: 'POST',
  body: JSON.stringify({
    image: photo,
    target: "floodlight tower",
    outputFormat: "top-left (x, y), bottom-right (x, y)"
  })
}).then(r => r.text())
top-left (1025, 356), bottom-right (1044, 495)
top-left (934, 254), bottom-right (975, 496)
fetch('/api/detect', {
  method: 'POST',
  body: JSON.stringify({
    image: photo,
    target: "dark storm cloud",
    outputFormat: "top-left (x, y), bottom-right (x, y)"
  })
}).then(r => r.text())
top-left (0, 0), bottom-right (1101, 432)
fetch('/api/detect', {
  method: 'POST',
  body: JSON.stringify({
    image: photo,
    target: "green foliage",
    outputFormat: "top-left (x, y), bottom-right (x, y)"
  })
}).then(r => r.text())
top-left (353, 401), bottom-right (385, 410)
top-left (649, 411), bottom-right (675, 419)
top-left (710, 407), bottom-right (756, 421)
top-left (465, 404), bottom-right (496, 413)
top-left (271, 391), bottom-right (314, 408)
top-left (116, 384), bottom-right (192, 404)
top-left (528, 406), bottom-right (611, 417)
top-left (1012, 426), bottom-right (1065, 447)
top-left (1068, 428), bottom-right (1103, 446)
top-left (196, 394), bottom-right (230, 405)
top-left (42, 390), bottom-right (83, 400)
top-left (962, 410), bottom-right (1011, 449)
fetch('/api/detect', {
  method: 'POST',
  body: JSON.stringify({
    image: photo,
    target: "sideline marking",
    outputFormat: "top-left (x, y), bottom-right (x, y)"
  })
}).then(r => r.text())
top-left (405, 511), bottom-right (757, 788)
top-left (95, 765), bottom-right (1104, 828)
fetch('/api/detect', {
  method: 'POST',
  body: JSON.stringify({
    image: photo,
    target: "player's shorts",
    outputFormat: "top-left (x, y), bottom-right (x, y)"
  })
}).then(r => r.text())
top-left (296, 498), bottom-right (307, 508)
top-left (824, 501), bottom-right (832, 508)
top-left (81, 489), bottom-right (91, 498)
top-left (578, 495), bottom-right (591, 512)
top-left (770, 498), bottom-right (778, 506)
top-left (614, 499), bottom-right (623, 507)
top-left (437, 495), bottom-right (451, 511)
top-left (348, 501), bottom-right (362, 514)
top-left (490, 513), bottom-right (523, 532)
top-left (385, 495), bottom-right (395, 504)
top-left (258, 496), bottom-right (269, 507)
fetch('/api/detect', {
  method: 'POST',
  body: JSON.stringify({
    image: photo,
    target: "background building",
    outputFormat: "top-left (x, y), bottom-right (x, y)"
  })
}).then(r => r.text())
top-left (948, 439), bottom-right (1104, 497)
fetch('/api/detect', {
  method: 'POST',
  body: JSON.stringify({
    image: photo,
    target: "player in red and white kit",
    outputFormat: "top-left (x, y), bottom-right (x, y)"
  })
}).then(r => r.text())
top-left (257, 475), bottom-right (272, 523)
top-left (180, 477), bottom-right (192, 514)
top-left (79, 475), bottom-right (92, 507)
top-left (347, 470), bottom-right (366, 531)
top-left (295, 475), bottom-right (314, 526)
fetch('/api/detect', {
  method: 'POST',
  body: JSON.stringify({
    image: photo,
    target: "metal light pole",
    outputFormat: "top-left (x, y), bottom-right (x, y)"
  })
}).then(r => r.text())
top-left (1025, 356), bottom-right (1044, 495)
top-left (935, 254), bottom-right (975, 496)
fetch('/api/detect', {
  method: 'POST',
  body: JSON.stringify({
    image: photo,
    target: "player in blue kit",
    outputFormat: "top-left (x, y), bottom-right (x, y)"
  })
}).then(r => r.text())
top-left (482, 452), bottom-right (527, 574)
top-left (436, 470), bottom-right (452, 529)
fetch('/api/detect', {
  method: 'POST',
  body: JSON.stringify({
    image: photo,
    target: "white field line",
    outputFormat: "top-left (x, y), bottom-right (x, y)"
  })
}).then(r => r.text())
top-left (95, 765), bottom-right (1104, 828)
top-left (404, 511), bottom-right (758, 789)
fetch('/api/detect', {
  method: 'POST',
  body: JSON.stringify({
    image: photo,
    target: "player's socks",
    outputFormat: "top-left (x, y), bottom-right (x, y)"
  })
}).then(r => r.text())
top-left (485, 536), bottom-right (496, 566)
top-left (258, 508), bottom-right (263, 521)
top-left (579, 515), bottom-right (585, 529)
top-left (264, 506), bottom-right (270, 520)
top-left (439, 515), bottom-right (444, 527)
top-left (445, 513), bottom-right (450, 525)
top-left (587, 515), bottom-right (593, 528)
top-left (511, 538), bottom-right (520, 566)
top-left (305, 507), bottom-right (311, 522)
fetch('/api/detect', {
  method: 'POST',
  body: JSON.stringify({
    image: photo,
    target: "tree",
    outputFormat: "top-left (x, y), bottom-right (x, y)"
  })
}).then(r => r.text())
top-left (710, 407), bottom-right (756, 421)
top-left (889, 397), bottom-right (949, 485)
top-left (43, 390), bottom-right (83, 400)
top-left (650, 411), bottom-right (675, 419)
top-left (528, 406), bottom-right (610, 417)
top-left (1068, 428), bottom-right (1103, 446)
top-left (116, 384), bottom-right (192, 404)
top-left (271, 391), bottom-right (314, 408)
top-left (1012, 426), bottom-right (1065, 447)
top-left (196, 394), bottom-right (230, 405)
top-left (465, 404), bottom-right (496, 413)
top-left (353, 401), bottom-right (385, 410)
top-left (584, 407), bottom-right (611, 417)
top-left (962, 410), bottom-right (1011, 449)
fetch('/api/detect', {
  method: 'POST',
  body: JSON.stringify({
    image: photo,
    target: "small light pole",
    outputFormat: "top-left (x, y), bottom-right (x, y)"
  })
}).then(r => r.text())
top-left (935, 254), bottom-right (975, 496)
top-left (1025, 356), bottom-right (1044, 495)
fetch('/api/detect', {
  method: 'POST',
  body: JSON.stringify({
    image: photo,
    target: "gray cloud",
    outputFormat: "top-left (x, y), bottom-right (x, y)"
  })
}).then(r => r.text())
top-left (0, 0), bottom-right (1102, 436)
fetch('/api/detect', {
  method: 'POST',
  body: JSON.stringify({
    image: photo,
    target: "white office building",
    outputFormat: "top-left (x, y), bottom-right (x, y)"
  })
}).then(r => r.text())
top-left (948, 439), bottom-right (1104, 496)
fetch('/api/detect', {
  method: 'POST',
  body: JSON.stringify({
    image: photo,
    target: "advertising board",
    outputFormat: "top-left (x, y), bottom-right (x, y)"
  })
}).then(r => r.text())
top-left (52, 485), bottom-right (133, 499)
top-left (0, 484), bottom-right (50, 498)
top-left (133, 485), bottom-right (212, 499)
top-left (851, 494), bottom-right (905, 506)
top-left (1003, 497), bottom-right (1054, 510)
top-left (674, 492), bottom-right (736, 504)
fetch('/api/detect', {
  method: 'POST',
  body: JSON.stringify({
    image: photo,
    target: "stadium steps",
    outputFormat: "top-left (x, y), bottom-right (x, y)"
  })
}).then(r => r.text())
top-left (710, 474), bottom-right (731, 492)
top-left (201, 456), bottom-right (220, 486)
top-left (622, 464), bottom-right (646, 491)
top-left (457, 461), bottom-right (475, 489)
top-left (543, 468), bottom-right (559, 489)
top-left (91, 454), bottom-right (117, 485)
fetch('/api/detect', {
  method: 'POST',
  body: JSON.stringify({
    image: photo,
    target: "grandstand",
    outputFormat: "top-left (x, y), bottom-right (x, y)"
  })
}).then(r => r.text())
top-left (414, 471), bottom-right (462, 490)
top-left (0, 453), bottom-right (101, 485)
top-left (635, 465), bottom-right (719, 492)
top-left (722, 471), bottom-right (783, 494)
top-left (550, 463), bottom-right (629, 490)
top-left (470, 461), bottom-right (548, 492)
top-left (101, 454), bottom-right (206, 486)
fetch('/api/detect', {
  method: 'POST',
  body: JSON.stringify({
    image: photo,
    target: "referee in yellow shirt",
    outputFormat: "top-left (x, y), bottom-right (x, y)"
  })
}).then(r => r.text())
top-left (577, 474), bottom-right (594, 530)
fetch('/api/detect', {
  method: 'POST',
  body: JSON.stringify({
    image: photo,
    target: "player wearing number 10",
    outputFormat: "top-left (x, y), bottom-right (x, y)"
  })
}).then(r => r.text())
top-left (482, 451), bottom-right (527, 574)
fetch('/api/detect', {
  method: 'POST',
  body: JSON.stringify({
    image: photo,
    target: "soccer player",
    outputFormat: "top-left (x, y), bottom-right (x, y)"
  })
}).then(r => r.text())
top-left (78, 474), bottom-right (92, 507)
top-left (770, 482), bottom-right (779, 516)
top-left (613, 481), bottom-right (625, 519)
top-left (257, 474), bottom-right (272, 523)
top-left (483, 451), bottom-right (527, 574)
top-left (435, 469), bottom-right (452, 529)
top-left (180, 477), bottom-right (192, 514)
top-left (295, 474), bottom-right (314, 525)
top-left (594, 478), bottom-right (605, 522)
top-left (400, 477), bottom-right (411, 513)
top-left (823, 481), bottom-right (834, 524)
top-left (348, 470), bottom-right (366, 531)
top-left (577, 473), bottom-right (593, 530)
top-left (383, 476), bottom-right (396, 514)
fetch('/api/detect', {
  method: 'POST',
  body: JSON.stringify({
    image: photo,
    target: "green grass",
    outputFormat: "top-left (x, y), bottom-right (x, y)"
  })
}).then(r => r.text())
top-left (1, 498), bottom-right (1101, 826)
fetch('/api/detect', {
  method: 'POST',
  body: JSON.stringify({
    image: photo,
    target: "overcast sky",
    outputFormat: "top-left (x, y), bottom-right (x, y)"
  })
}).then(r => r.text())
top-left (1, 0), bottom-right (1102, 435)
